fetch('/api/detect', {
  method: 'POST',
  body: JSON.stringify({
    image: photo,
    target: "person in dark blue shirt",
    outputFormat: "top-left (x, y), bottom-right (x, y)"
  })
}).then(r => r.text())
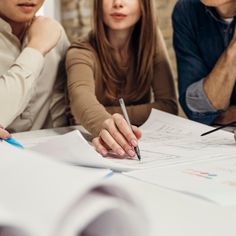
top-left (173, 0), bottom-right (236, 125)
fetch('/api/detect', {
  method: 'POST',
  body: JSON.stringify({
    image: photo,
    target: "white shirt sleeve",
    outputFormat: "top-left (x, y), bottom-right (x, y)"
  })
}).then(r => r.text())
top-left (0, 47), bottom-right (44, 127)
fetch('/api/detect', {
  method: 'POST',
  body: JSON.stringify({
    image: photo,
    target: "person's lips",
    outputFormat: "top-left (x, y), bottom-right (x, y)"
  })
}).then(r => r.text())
top-left (17, 2), bottom-right (37, 13)
top-left (110, 13), bottom-right (127, 20)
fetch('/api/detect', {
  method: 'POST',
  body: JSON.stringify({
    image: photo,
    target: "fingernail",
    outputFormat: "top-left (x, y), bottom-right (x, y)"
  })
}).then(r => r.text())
top-left (117, 149), bottom-right (125, 156)
top-left (131, 139), bottom-right (137, 147)
top-left (128, 149), bottom-right (135, 157)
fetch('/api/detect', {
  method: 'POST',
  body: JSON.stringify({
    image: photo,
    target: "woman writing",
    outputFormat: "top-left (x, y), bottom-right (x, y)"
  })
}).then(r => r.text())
top-left (66, 0), bottom-right (177, 158)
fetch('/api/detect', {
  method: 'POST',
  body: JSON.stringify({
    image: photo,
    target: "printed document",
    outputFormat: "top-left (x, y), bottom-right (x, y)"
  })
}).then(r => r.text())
top-left (125, 157), bottom-right (236, 206)
top-left (22, 109), bottom-right (236, 172)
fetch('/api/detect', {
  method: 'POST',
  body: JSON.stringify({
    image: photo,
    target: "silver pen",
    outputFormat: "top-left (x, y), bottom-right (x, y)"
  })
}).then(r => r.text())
top-left (119, 98), bottom-right (141, 161)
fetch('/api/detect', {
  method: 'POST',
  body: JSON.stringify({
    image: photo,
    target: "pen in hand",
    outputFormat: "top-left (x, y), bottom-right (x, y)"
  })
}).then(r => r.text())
top-left (119, 98), bottom-right (141, 161)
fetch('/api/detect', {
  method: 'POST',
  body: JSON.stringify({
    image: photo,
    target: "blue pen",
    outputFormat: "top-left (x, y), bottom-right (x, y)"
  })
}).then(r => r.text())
top-left (104, 170), bottom-right (114, 179)
top-left (4, 137), bottom-right (24, 149)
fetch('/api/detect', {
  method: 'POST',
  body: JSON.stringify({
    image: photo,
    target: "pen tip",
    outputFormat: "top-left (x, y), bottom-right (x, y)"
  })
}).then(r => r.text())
top-left (137, 154), bottom-right (141, 161)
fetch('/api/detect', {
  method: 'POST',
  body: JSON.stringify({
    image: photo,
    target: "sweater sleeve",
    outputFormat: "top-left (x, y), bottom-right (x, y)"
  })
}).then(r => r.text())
top-left (66, 48), bottom-right (111, 137)
top-left (0, 47), bottom-right (44, 127)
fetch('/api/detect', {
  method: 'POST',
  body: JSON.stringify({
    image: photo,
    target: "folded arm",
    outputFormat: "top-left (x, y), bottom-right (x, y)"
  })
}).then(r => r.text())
top-left (0, 48), bottom-right (44, 127)
top-left (172, 3), bottom-right (232, 124)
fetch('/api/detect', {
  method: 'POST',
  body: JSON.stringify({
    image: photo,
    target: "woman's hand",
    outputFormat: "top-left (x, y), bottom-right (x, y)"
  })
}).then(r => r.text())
top-left (0, 125), bottom-right (11, 140)
top-left (92, 113), bottom-right (142, 158)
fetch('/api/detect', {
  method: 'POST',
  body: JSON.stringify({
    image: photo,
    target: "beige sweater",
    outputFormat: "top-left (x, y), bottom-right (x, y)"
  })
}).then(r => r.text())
top-left (66, 29), bottom-right (177, 137)
top-left (0, 18), bottom-right (70, 133)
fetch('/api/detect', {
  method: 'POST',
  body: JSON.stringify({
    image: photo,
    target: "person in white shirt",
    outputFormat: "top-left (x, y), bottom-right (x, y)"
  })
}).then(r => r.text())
top-left (0, 0), bottom-right (70, 142)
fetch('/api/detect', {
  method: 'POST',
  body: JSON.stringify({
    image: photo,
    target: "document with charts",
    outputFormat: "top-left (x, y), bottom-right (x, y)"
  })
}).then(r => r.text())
top-left (0, 142), bottom-right (147, 236)
top-left (125, 157), bottom-right (236, 206)
top-left (22, 109), bottom-right (236, 172)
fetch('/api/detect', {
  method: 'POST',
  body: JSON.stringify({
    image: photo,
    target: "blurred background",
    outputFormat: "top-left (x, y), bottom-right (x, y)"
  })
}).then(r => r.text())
top-left (40, 0), bottom-right (177, 77)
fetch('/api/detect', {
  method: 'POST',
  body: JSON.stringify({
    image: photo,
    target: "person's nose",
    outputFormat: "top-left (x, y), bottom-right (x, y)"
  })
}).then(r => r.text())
top-left (112, 0), bottom-right (124, 9)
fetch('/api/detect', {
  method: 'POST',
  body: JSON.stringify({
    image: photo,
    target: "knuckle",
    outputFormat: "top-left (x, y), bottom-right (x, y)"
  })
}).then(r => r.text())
top-left (127, 133), bottom-right (135, 140)
top-left (99, 129), bottom-right (107, 137)
top-left (123, 143), bottom-right (132, 152)
top-left (114, 116), bottom-right (125, 127)
top-left (116, 118), bottom-right (124, 128)
top-left (92, 137), bottom-right (98, 145)
top-left (110, 142), bottom-right (118, 151)
top-left (103, 119), bottom-right (112, 128)
top-left (113, 113), bottom-right (122, 119)
top-left (110, 129), bottom-right (119, 140)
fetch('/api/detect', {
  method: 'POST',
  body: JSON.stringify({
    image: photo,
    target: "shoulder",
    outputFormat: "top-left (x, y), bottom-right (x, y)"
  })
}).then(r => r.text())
top-left (54, 23), bottom-right (70, 56)
top-left (173, 0), bottom-right (202, 10)
top-left (172, 0), bottom-right (207, 36)
top-left (66, 38), bottom-right (97, 69)
top-left (173, 0), bottom-right (205, 20)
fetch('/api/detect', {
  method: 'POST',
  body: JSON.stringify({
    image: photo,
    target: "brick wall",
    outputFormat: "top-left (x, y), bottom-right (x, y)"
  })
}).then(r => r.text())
top-left (156, 0), bottom-right (177, 74)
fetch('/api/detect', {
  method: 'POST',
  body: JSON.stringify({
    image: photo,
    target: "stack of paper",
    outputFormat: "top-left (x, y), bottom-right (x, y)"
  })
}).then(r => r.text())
top-left (0, 142), bottom-right (147, 236)
top-left (16, 109), bottom-right (236, 206)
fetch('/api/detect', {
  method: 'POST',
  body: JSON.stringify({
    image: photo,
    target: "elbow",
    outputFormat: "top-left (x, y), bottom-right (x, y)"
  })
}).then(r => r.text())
top-left (179, 96), bottom-right (220, 125)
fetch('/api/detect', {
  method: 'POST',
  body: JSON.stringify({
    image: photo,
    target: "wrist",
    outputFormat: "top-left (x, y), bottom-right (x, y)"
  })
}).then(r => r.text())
top-left (225, 46), bottom-right (236, 64)
top-left (27, 42), bottom-right (47, 56)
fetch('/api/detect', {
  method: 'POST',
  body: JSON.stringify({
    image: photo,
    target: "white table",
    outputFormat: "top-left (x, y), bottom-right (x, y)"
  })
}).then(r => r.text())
top-left (14, 127), bottom-right (236, 236)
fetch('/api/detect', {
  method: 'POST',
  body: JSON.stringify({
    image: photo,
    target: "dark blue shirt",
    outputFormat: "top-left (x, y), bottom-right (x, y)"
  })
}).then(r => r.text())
top-left (172, 0), bottom-right (236, 125)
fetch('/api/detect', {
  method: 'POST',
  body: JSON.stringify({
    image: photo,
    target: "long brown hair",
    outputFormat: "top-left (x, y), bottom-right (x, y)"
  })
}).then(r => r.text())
top-left (90, 0), bottom-right (158, 101)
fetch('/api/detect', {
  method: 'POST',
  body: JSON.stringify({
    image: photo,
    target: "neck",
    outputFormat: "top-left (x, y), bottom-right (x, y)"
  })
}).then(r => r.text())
top-left (1, 16), bottom-right (28, 40)
top-left (108, 29), bottom-right (133, 63)
top-left (11, 22), bottom-right (28, 41)
top-left (216, 2), bottom-right (236, 18)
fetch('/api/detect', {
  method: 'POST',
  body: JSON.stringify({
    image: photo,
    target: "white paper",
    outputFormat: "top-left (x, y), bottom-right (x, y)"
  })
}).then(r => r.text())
top-left (125, 157), bottom-right (236, 206)
top-left (138, 109), bottom-right (236, 167)
top-left (0, 143), bottom-right (147, 236)
top-left (23, 109), bottom-right (236, 172)
top-left (28, 130), bottom-right (144, 172)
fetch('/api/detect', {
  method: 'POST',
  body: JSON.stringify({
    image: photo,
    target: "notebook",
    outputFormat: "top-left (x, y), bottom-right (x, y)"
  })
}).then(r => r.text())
top-left (0, 142), bottom-right (147, 236)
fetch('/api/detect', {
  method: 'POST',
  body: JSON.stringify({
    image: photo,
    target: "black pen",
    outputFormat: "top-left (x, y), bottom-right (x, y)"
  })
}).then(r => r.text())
top-left (201, 121), bottom-right (236, 136)
top-left (119, 98), bottom-right (141, 161)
